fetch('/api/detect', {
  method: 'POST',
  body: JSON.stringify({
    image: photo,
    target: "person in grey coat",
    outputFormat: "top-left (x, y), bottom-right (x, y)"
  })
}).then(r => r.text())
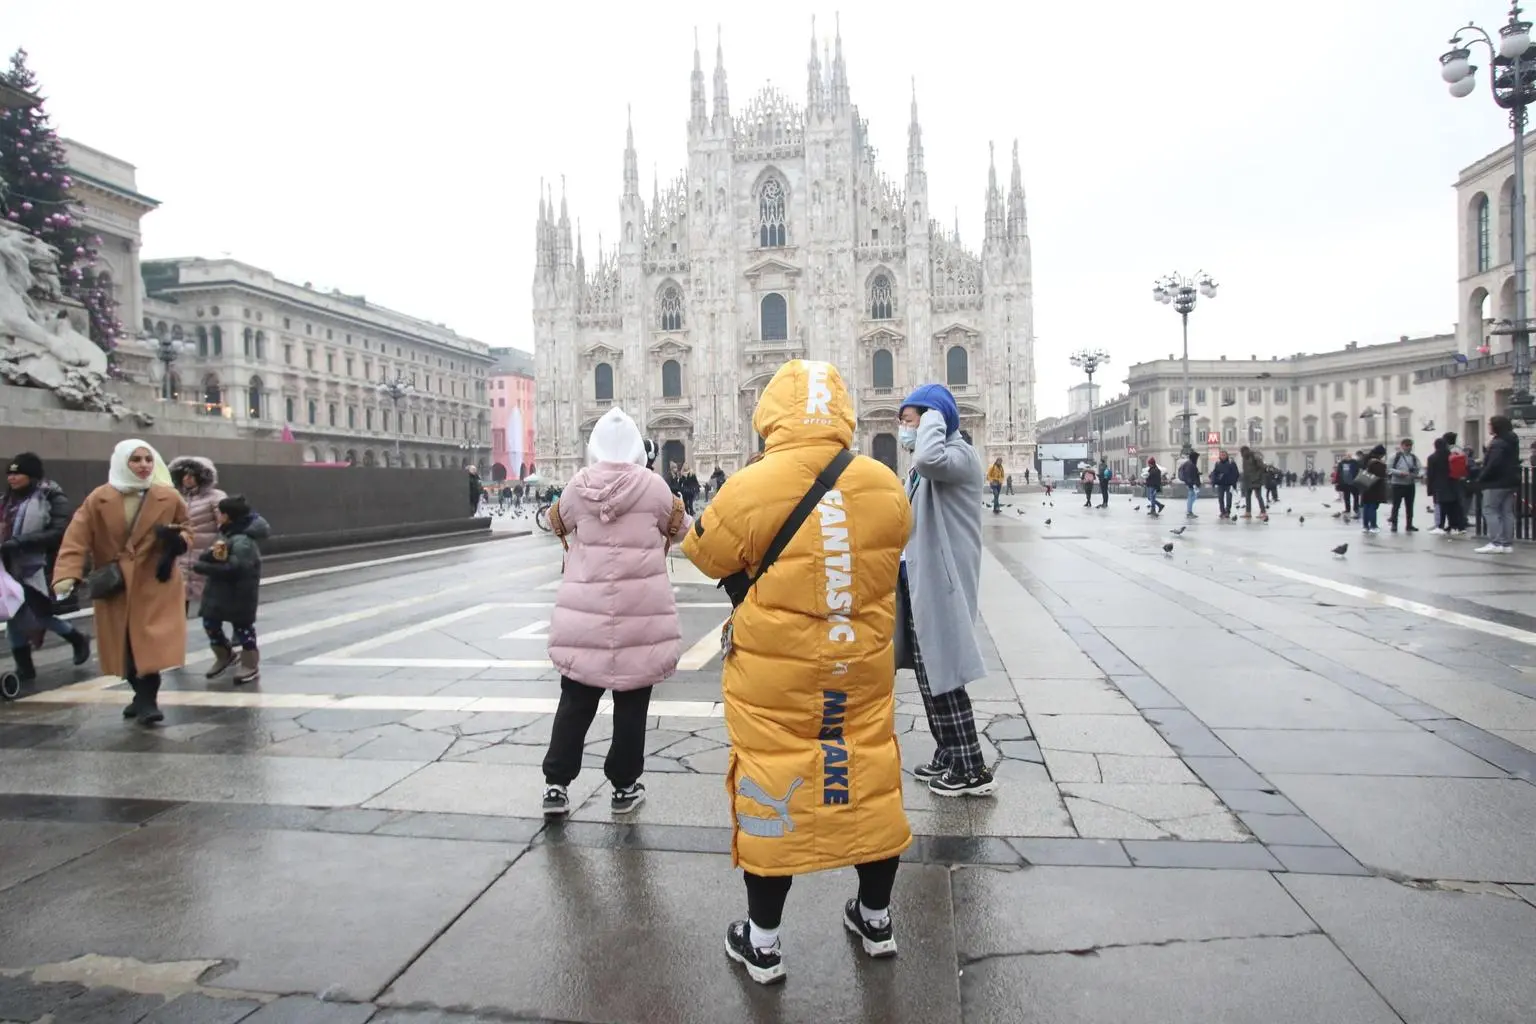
top-left (894, 383), bottom-right (997, 797)
top-left (2, 452), bottom-right (92, 681)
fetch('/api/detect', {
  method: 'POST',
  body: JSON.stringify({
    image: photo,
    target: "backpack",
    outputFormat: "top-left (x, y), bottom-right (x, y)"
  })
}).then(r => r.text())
top-left (1340, 462), bottom-right (1357, 484)
top-left (1100, 465), bottom-right (1112, 482)
top-left (1449, 450), bottom-right (1468, 480)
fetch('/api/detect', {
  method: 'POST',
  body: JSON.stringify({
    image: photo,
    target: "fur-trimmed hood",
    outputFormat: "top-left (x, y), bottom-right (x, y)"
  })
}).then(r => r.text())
top-left (168, 455), bottom-right (219, 491)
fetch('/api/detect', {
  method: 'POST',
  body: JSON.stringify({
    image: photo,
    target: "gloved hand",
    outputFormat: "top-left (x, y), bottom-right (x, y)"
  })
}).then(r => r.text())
top-left (53, 579), bottom-right (76, 600)
top-left (0, 537), bottom-right (19, 557)
top-left (154, 523), bottom-right (188, 557)
top-left (155, 549), bottom-right (177, 583)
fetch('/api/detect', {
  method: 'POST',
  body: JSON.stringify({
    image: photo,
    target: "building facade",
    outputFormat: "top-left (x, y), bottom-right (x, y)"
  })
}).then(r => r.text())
top-left (139, 257), bottom-right (493, 468)
top-left (533, 25), bottom-right (1037, 480)
top-left (63, 138), bottom-right (158, 336)
top-left (489, 346), bottom-right (536, 481)
top-left (1124, 335), bottom-right (1455, 475)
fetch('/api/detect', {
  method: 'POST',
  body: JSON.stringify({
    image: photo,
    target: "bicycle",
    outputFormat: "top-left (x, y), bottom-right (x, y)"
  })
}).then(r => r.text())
top-left (535, 502), bottom-right (553, 532)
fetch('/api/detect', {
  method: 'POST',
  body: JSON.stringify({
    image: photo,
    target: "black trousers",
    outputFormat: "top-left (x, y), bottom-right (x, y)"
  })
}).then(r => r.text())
top-left (744, 855), bottom-right (901, 929)
top-left (1098, 481), bottom-right (1109, 505)
top-left (1217, 486), bottom-right (1233, 516)
top-left (542, 676), bottom-right (652, 788)
top-left (1440, 495), bottom-right (1469, 531)
top-left (1389, 485), bottom-right (1416, 528)
top-left (122, 638), bottom-right (161, 704)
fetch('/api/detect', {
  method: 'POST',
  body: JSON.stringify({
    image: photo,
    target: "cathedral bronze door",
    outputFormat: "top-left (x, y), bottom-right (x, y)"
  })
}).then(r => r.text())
top-left (662, 439), bottom-right (686, 474)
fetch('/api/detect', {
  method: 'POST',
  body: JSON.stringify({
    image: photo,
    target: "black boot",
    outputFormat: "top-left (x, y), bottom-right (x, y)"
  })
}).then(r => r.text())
top-left (122, 674), bottom-right (141, 719)
top-left (66, 630), bottom-right (92, 667)
top-left (9, 647), bottom-right (35, 683)
top-left (137, 672), bottom-right (164, 725)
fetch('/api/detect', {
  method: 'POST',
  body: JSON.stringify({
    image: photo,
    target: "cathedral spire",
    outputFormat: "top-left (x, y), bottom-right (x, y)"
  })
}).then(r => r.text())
top-left (807, 16), bottom-right (823, 113)
top-left (536, 178), bottom-right (549, 271)
top-left (711, 26), bottom-right (731, 134)
top-left (906, 77), bottom-right (926, 189)
top-left (652, 164), bottom-right (661, 224)
top-left (830, 13), bottom-right (850, 111)
top-left (1008, 138), bottom-right (1028, 243)
top-left (985, 142), bottom-right (1005, 247)
top-left (689, 28), bottom-right (707, 134)
top-left (558, 174), bottom-right (572, 267)
top-left (623, 104), bottom-right (639, 198)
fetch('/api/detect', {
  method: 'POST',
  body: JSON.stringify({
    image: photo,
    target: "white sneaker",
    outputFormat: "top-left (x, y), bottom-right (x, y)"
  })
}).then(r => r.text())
top-left (1427, 527), bottom-right (1445, 535)
top-left (1475, 543), bottom-right (1503, 553)
top-left (1501, 545), bottom-right (1516, 553)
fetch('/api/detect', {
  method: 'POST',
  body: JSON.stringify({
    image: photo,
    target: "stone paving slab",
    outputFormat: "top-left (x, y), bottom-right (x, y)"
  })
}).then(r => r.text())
top-left (0, 826), bottom-right (517, 999)
top-left (383, 845), bottom-right (962, 1022)
top-left (0, 820), bottom-right (134, 893)
top-left (1217, 727), bottom-right (1505, 777)
top-left (1282, 874), bottom-right (1536, 1024)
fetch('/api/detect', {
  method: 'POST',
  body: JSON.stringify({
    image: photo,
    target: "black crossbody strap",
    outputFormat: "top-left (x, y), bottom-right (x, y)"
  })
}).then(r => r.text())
top-left (750, 448), bottom-right (854, 587)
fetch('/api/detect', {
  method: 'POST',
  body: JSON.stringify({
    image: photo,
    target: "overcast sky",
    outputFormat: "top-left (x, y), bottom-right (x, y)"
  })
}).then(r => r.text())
top-left (3, 0), bottom-right (1511, 415)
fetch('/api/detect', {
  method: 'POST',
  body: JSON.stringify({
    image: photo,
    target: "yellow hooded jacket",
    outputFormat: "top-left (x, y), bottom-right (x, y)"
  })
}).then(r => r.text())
top-left (683, 360), bottom-right (913, 875)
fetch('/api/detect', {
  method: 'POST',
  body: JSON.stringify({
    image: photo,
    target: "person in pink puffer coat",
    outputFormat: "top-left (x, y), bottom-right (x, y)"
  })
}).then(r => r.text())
top-left (168, 456), bottom-right (226, 616)
top-left (541, 407), bottom-right (690, 820)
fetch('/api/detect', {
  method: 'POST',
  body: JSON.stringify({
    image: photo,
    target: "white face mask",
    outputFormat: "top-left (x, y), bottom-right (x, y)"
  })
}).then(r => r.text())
top-left (898, 426), bottom-right (918, 451)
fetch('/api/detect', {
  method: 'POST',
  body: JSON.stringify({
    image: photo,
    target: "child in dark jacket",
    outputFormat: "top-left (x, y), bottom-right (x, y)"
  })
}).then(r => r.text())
top-left (192, 495), bottom-right (270, 685)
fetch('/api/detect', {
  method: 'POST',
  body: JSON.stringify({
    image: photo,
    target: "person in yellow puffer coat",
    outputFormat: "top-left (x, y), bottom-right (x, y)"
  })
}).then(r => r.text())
top-left (683, 359), bottom-right (912, 985)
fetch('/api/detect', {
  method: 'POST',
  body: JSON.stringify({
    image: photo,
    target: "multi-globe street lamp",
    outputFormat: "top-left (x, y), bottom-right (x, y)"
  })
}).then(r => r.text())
top-left (1152, 271), bottom-right (1219, 457)
top-left (375, 373), bottom-right (416, 466)
top-left (1069, 348), bottom-right (1110, 459)
top-left (1440, 4), bottom-right (1536, 421)
top-left (146, 331), bottom-right (189, 403)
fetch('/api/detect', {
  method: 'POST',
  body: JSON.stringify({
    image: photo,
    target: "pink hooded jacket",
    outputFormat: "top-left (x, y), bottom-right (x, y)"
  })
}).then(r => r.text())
top-left (547, 408), bottom-right (691, 690)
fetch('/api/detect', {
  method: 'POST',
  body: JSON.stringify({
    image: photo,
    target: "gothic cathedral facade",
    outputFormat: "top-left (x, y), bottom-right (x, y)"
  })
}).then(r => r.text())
top-left (533, 26), bottom-right (1037, 480)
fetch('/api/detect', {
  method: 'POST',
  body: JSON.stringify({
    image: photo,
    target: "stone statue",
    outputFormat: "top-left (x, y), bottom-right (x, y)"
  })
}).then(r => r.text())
top-left (0, 220), bottom-right (149, 423)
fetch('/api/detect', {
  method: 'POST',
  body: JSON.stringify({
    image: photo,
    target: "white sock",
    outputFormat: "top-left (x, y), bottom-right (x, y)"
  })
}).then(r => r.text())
top-left (859, 901), bottom-right (890, 926)
top-left (748, 920), bottom-right (779, 950)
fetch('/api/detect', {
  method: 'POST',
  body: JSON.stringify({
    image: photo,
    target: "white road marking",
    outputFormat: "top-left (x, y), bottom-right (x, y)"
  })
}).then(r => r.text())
top-left (16, 687), bottom-right (724, 717)
top-left (312, 603), bottom-right (507, 660)
top-left (501, 620), bottom-right (550, 640)
top-left (677, 617), bottom-right (730, 671)
top-left (299, 657), bottom-right (553, 669)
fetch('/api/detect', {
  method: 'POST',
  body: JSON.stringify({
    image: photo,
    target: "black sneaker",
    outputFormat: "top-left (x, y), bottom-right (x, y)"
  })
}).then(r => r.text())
top-left (610, 782), bottom-right (646, 815)
top-left (912, 758), bottom-right (946, 780)
top-left (928, 767), bottom-right (999, 798)
top-left (724, 921), bottom-right (785, 984)
top-left (542, 784), bottom-right (569, 819)
top-left (842, 898), bottom-right (897, 958)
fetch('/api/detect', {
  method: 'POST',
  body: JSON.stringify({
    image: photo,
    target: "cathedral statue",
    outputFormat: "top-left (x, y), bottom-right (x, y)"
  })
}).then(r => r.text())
top-left (0, 219), bottom-right (149, 422)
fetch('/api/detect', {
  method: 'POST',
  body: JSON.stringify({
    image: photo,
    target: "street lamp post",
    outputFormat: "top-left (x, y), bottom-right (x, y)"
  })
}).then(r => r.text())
top-left (1441, 5), bottom-right (1536, 421)
top-left (147, 332), bottom-right (188, 403)
top-left (1361, 400), bottom-right (1395, 443)
top-left (1069, 348), bottom-right (1111, 460)
top-left (1153, 271), bottom-right (1219, 457)
top-left (375, 374), bottom-right (416, 467)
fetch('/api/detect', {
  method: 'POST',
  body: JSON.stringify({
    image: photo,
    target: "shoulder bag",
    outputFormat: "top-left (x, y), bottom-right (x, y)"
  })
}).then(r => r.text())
top-left (84, 494), bottom-right (148, 600)
top-left (719, 448), bottom-right (854, 609)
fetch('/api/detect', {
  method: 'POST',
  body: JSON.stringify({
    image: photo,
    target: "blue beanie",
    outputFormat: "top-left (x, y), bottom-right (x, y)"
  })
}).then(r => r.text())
top-left (901, 383), bottom-right (961, 436)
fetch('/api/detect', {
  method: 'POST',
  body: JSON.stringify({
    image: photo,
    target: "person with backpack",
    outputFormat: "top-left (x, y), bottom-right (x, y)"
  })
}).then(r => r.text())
top-left (1359, 445), bottom-right (1390, 534)
top-left (1098, 459), bottom-right (1112, 508)
top-left (1335, 453), bottom-right (1360, 515)
top-left (1387, 438), bottom-right (1422, 533)
top-left (986, 458), bottom-right (1005, 512)
top-left (1426, 437), bottom-right (1468, 536)
top-left (1143, 457), bottom-right (1165, 516)
top-left (1239, 446), bottom-right (1269, 521)
top-left (1178, 451), bottom-right (1201, 519)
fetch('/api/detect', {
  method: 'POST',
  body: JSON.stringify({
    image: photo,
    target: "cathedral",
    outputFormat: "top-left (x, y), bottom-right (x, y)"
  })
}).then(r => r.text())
top-left (532, 24), bottom-right (1037, 480)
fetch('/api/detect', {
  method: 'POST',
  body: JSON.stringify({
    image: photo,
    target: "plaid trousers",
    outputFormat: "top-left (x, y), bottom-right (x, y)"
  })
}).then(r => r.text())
top-left (905, 580), bottom-right (985, 776)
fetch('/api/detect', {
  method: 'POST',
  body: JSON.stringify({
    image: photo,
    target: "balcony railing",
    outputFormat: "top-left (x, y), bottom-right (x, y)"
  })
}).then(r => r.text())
top-left (1415, 349), bottom-right (1512, 384)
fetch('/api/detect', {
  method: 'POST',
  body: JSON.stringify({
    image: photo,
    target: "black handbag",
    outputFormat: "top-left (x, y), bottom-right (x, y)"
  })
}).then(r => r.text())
top-left (84, 495), bottom-right (147, 600)
top-left (720, 449), bottom-right (854, 608)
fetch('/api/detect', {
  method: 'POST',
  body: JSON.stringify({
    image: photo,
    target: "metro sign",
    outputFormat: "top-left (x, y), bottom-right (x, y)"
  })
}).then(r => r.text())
top-left (1206, 431), bottom-right (1221, 446)
top-left (1127, 445), bottom-right (1138, 455)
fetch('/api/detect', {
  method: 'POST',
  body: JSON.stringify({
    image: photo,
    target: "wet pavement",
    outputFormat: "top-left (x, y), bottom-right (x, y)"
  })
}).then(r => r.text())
top-left (2, 496), bottom-right (1535, 1023)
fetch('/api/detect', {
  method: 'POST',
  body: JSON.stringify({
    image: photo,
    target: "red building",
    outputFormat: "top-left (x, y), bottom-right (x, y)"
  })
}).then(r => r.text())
top-left (490, 347), bottom-right (536, 482)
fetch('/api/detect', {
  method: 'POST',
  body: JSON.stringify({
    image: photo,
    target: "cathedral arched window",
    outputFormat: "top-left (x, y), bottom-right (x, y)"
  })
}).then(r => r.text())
top-left (201, 374), bottom-right (223, 415)
top-left (658, 286), bottom-right (684, 332)
top-left (760, 294), bottom-right (788, 341)
top-left (661, 359), bottom-right (683, 398)
top-left (248, 376), bottom-right (265, 419)
top-left (758, 178), bottom-right (787, 248)
top-left (210, 326), bottom-right (223, 355)
top-left (946, 346), bottom-right (969, 388)
top-left (243, 327), bottom-right (254, 356)
top-left (171, 324), bottom-right (184, 341)
top-left (873, 349), bottom-right (894, 390)
top-left (869, 274), bottom-right (894, 320)
top-left (196, 326), bottom-right (209, 357)
top-left (594, 362), bottom-right (614, 402)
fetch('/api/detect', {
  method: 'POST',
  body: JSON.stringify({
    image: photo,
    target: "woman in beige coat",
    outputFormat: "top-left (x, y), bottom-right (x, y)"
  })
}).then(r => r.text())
top-left (53, 439), bottom-right (193, 725)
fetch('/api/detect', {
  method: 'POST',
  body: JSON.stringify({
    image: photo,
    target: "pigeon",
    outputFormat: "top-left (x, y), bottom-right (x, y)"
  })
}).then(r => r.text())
top-left (1162, 542), bottom-right (1174, 555)
top-left (1016, 508), bottom-right (1025, 516)
top-left (1044, 518), bottom-right (1053, 526)
top-left (1286, 508), bottom-right (1292, 514)
top-left (1132, 505), bottom-right (1141, 512)
top-left (1332, 543), bottom-right (1349, 557)
top-left (1299, 516), bottom-right (1306, 525)
top-left (1170, 526), bottom-right (1187, 535)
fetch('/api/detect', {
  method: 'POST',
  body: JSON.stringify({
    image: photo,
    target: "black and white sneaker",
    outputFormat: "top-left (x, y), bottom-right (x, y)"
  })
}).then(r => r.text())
top-left (541, 784), bottom-right (569, 819)
top-left (842, 898), bottom-right (897, 958)
top-left (724, 921), bottom-right (786, 985)
top-left (611, 782), bottom-right (646, 815)
top-left (912, 758), bottom-right (947, 780)
top-left (928, 767), bottom-right (999, 798)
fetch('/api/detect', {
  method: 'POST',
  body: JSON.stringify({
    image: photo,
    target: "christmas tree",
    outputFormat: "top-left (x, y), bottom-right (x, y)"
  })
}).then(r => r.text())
top-left (0, 48), bottom-right (121, 351)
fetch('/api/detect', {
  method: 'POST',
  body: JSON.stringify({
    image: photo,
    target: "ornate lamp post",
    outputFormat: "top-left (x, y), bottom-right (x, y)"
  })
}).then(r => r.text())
top-left (457, 436), bottom-right (487, 471)
top-left (1152, 271), bottom-right (1219, 457)
top-left (1440, 5), bottom-right (1536, 421)
top-left (146, 331), bottom-right (189, 403)
top-left (1069, 348), bottom-right (1110, 458)
top-left (375, 374), bottom-right (415, 466)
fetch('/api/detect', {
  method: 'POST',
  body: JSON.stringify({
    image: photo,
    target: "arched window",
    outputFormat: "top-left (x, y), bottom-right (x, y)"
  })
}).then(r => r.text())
top-left (171, 324), bottom-right (183, 341)
top-left (254, 330), bottom-right (266, 359)
top-left (243, 327), bottom-right (254, 356)
top-left (869, 274), bottom-right (894, 320)
top-left (196, 326), bottom-right (209, 357)
top-left (155, 320), bottom-right (168, 339)
top-left (202, 374), bottom-right (223, 415)
top-left (166, 371), bottom-right (182, 402)
top-left (1474, 194), bottom-right (1492, 272)
top-left (760, 293), bottom-right (788, 341)
top-left (658, 286), bottom-right (684, 331)
top-left (142, 316), bottom-right (153, 333)
top-left (210, 326), bottom-right (223, 355)
top-left (871, 433), bottom-right (898, 472)
top-left (946, 345), bottom-right (969, 387)
top-left (758, 178), bottom-right (787, 248)
top-left (872, 348), bottom-right (894, 389)
top-left (661, 359), bottom-right (683, 398)
top-left (247, 376), bottom-right (264, 419)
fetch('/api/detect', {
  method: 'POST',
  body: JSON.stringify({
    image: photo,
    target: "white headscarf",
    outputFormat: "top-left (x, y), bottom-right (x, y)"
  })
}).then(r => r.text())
top-left (586, 408), bottom-right (645, 466)
top-left (108, 438), bottom-right (173, 492)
